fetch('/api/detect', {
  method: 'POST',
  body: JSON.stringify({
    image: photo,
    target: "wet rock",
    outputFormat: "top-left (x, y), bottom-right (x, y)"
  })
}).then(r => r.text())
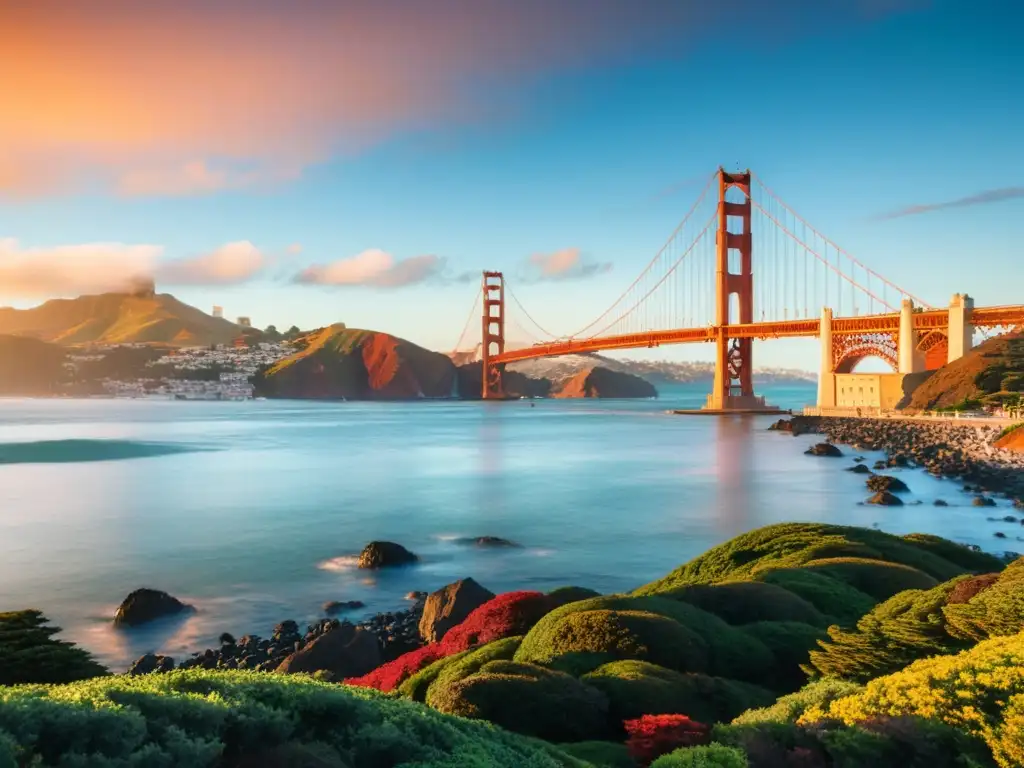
top-left (219, 633), bottom-right (236, 646)
top-left (1014, 499), bottom-right (1024, 510)
top-left (113, 588), bottom-right (191, 627)
top-left (846, 464), bottom-right (873, 475)
top-left (404, 591), bottom-right (427, 601)
top-left (455, 536), bottom-right (521, 548)
top-left (769, 419), bottom-right (794, 433)
top-left (1003, 515), bottom-right (1019, 523)
top-left (867, 491), bottom-right (904, 506)
top-left (866, 475), bottom-right (910, 493)
top-left (994, 532), bottom-right (1007, 539)
top-left (127, 653), bottom-right (175, 675)
top-left (323, 600), bottom-right (365, 615)
top-left (873, 461), bottom-right (888, 470)
top-left (357, 541), bottom-right (418, 569)
top-left (419, 577), bottom-right (495, 643)
top-left (805, 442), bottom-right (843, 457)
top-left (887, 453), bottom-right (911, 468)
top-left (973, 496), bottom-right (997, 507)
top-left (934, 499), bottom-right (949, 507)
top-left (853, 456), bottom-right (865, 463)
top-left (276, 621), bottom-right (381, 678)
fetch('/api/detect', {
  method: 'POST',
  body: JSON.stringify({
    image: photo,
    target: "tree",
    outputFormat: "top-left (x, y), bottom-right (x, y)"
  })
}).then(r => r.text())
top-left (0, 609), bottom-right (108, 685)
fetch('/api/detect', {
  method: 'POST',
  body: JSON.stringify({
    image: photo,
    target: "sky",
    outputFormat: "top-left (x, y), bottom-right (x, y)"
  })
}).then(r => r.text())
top-left (1, 0), bottom-right (1022, 371)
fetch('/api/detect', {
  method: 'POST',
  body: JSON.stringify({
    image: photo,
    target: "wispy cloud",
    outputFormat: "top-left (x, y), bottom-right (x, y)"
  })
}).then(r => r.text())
top-left (0, 238), bottom-right (160, 299)
top-left (294, 249), bottom-right (444, 288)
top-left (874, 187), bottom-right (1024, 220)
top-left (0, 1), bottom-right (929, 198)
top-left (522, 248), bottom-right (612, 282)
top-left (156, 241), bottom-right (267, 285)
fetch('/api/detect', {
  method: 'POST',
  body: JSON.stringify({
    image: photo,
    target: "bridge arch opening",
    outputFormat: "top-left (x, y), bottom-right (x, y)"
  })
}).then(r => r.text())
top-left (917, 330), bottom-right (948, 371)
top-left (836, 355), bottom-right (896, 374)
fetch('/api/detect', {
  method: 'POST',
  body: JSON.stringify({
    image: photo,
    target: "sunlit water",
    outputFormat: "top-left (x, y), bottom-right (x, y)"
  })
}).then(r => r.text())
top-left (1, 384), bottom-right (1020, 671)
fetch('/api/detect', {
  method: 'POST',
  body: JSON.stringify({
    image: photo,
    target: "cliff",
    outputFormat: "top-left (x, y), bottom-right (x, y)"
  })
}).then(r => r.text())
top-left (252, 325), bottom-right (456, 400)
top-left (904, 331), bottom-right (1023, 412)
top-left (553, 366), bottom-right (657, 399)
top-left (454, 363), bottom-right (552, 400)
top-left (0, 335), bottom-right (69, 395)
top-left (0, 292), bottom-right (244, 346)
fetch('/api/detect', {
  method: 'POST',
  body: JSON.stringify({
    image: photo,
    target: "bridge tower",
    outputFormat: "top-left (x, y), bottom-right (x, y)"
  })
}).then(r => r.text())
top-left (704, 169), bottom-right (776, 412)
top-left (481, 271), bottom-right (506, 399)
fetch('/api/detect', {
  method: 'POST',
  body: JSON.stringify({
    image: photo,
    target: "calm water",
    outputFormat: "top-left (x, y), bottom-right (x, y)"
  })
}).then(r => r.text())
top-left (1, 384), bottom-right (1019, 671)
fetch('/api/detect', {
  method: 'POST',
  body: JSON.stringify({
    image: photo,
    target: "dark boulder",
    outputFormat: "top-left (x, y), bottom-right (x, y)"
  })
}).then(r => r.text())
top-left (323, 600), bottom-right (365, 615)
top-left (867, 491), bottom-right (904, 506)
top-left (805, 442), bottom-right (843, 457)
top-left (113, 588), bottom-right (191, 627)
top-left (846, 464), bottom-right (873, 475)
top-left (769, 419), bottom-right (794, 433)
top-left (973, 496), bottom-right (997, 508)
top-left (276, 622), bottom-right (381, 678)
top-left (127, 653), bottom-right (175, 675)
top-left (887, 453), bottom-right (911, 468)
top-left (934, 499), bottom-right (949, 507)
top-left (866, 475), bottom-right (910, 493)
top-left (419, 577), bottom-right (495, 643)
top-left (455, 536), bottom-right (521, 548)
top-left (357, 541), bottom-right (418, 569)
top-left (994, 532), bottom-right (1007, 539)
top-left (873, 461), bottom-right (888, 470)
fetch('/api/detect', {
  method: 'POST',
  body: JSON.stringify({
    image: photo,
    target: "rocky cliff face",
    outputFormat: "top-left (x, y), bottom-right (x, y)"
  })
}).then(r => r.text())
top-left (905, 331), bottom-right (1022, 412)
top-left (252, 326), bottom-right (456, 400)
top-left (553, 366), bottom-right (657, 399)
top-left (455, 362), bottom-right (552, 400)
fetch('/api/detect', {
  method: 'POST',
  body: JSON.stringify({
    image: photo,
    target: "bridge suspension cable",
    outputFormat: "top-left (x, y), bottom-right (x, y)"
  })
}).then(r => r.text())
top-left (505, 282), bottom-right (562, 340)
top-left (450, 283), bottom-right (481, 355)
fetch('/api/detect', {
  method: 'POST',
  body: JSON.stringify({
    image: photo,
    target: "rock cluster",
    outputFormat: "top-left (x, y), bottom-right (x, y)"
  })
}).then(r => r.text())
top-left (782, 416), bottom-right (1024, 500)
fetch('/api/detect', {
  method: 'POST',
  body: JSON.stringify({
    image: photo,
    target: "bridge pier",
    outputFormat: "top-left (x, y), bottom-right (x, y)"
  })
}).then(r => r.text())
top-left (481, 271), bottom-right (507, 399)
top-left (817, 307), bottom-right (836, 409)
top-left (898, 298), bottom-right (925, 374)
top-left (947, 293), bottom-right (974, 363)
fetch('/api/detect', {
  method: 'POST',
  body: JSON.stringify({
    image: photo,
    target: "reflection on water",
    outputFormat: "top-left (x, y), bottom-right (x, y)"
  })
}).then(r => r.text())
top-left (0, 385), bottom-right (1020, 670)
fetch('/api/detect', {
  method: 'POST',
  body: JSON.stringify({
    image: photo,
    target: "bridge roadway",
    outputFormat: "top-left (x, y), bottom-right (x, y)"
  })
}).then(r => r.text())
top-left (490, 305), bottom-right (1024, 365)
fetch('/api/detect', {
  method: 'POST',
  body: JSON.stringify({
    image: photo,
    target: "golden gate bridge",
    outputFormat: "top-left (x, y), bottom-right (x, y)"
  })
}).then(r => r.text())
top-left (451, 169), bottom-right (1024, 411)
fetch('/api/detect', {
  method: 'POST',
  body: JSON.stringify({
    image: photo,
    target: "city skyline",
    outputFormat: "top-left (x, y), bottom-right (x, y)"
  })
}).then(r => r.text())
top-left (1, 0), bottom-right (1021, 369)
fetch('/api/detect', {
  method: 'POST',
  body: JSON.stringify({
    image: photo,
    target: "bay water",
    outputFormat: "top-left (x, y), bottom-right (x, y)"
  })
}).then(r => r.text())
top-left (1, 383), bottom-right (1019, 671)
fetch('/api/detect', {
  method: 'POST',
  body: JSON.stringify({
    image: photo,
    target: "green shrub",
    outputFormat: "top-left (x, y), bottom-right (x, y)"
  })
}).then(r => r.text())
top-left (516, 596), bottom-right (774, 684)
top-left (395, 648), bottom-right (471, 702)
top-left (664, 582), bottom-right (826, 627)
top-left (582, 661), bottom-right (774, 725)
top-left (0, 609), bottom-right (107, 686)
top-left (753, 569), bottom-right (877, 625)
top-left (427, 660), bottom-right (610, 743)
top-left (650, 743), bottom-right (748, 767)
top-left (793, 557), bottom-right (938, 601)
top-left (801, 631), bottom-right (1024, 767)
top-left (943, 558), bottom-right (1024, 643)
top-left (731, 678), bottom-right (864, 725)
top-left (558, 740), bottom-right (637, 767)
top-left (0, 669), bottom-right (585, 767)
top-left (635, 523), bottom-right (975, 595)
top-left (739, 622), bottom-right (826, 692)
top-left (548, 586), bottom-right (603, 607)
top-left (900, 533), bottom-right (1007, 573)
top-left (424, 636), bottom-right (522, 708)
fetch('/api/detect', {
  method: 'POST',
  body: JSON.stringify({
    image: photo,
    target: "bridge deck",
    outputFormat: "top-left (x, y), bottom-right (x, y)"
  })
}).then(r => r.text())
top-left (490, 306), bottom-right (1024, 365)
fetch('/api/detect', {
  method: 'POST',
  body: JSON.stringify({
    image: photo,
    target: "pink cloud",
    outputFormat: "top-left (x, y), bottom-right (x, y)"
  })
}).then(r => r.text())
top-left (295, 249), bottom-right (443, 287)
top-left (526, 248), bottom-right (612, 281)
top-left (0, 239), bottom-right (160, 299)
top-left (157, 241), bottom-right (267, 285)
top-left (0, 1), bottom-right (923, 198)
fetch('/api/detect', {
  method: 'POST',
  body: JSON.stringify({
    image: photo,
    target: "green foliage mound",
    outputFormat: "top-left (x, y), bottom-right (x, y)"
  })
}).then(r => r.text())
top-left (635, 523), bottom-right (988, 595)
top-left (0, 669), bottom-right (587, 767)
top-left (663, 582), bottom-right (826, 627)
top-left (581, 661), bottom-right (774, 725)
top-left (516, 596), bottom-right (774, 684)
top-left (395, 648), bottom-right (471, 703)
top-left (558, 741), bottom-right (637, 768)
top-left (794, 557), bottom-right (939, 601)
top-left (751, 568), bottom-right (877, 625)
top-left (427, 660), bottom-right (610, 743)
top-left (0, 610), bottom-right (107, 686)
top-left (731, 679), bottom-right (865, 726)
top-left (801, 630), bottom-right (1024, 767)
top-left (424, 637), bottom-right (522, 709)
top-left (738, 622), bottom-right (827, 691)
top-left (808, 560), bottom-right (1024, 682)
top-left (900, 533), bottom-right (1007, 573)
top-left (548, 586), bottom-right (603, 607)
top-left (651, 744), bottom-right (748, 767)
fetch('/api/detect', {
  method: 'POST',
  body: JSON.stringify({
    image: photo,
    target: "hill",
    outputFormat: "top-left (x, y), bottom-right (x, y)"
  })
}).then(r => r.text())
top-left (554, 366), bottom-right (658, 398)
top-left (0, 335), bottom-right (68, 394)
top-left (0, 291), bottom-right (244, 346)
top-left (904, 331), bottom-right (1023, 412)
top-left (253, 325), bottom-right (458, 399)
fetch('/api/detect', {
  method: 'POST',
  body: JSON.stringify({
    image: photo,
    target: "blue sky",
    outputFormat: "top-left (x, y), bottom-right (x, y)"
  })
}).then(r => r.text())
top-left (0, 0), bottom-right (1021, 370)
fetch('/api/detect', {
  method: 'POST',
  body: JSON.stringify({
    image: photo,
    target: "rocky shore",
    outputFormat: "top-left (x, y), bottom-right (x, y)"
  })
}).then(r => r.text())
top-left (771, 416), bottom-right (1024, 502)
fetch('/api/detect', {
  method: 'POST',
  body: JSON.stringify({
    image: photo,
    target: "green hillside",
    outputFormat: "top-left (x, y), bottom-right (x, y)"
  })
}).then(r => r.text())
top-left (0, 292), bottom-right (245, 347)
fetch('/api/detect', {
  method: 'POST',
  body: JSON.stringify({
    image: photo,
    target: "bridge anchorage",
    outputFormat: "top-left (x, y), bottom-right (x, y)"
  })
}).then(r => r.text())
top-left (452, 167), bottom-right (1024, 410)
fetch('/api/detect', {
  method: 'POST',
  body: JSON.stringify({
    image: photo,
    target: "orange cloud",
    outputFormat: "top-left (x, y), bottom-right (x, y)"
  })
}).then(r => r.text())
top-left (0, 1), bottom-right (922, 198)
top-left (525, 248), bottom-right (612, 281)
top-left (157, 242), bottom-right (267, 285)
top-left (295, 250), bottom-right (444, 287)
top-left (0, 239), bottom-right (160, 299)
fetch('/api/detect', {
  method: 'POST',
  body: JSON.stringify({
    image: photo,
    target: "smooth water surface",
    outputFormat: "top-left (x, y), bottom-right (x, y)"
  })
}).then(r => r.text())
top-left (1, 384), bottom-right (1019, 670)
